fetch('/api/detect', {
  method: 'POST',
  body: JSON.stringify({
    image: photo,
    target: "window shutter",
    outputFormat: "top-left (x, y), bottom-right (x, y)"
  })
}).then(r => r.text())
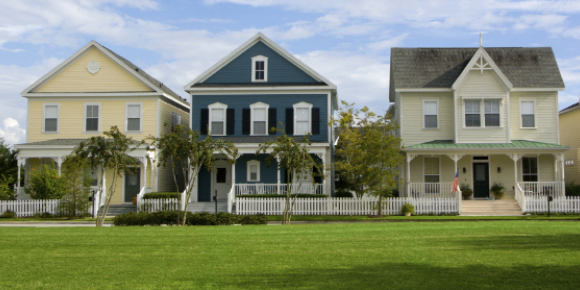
top-left (268, 108), bottom-right (277, 135)
top-left (227, 108), bottom-right (235, 135)
top-left (200, 109), bottom-right (209, 135)
top-left (311, 108), bottom-right (320, 135)
top-left (242, 108), bottom-right (251, 135)
top-left (285, 108), bottom-right (294, 135)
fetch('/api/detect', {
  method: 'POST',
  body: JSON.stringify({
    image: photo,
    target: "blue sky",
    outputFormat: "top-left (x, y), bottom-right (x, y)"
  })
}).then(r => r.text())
top-left (1, 0), bottom-right (580, 144)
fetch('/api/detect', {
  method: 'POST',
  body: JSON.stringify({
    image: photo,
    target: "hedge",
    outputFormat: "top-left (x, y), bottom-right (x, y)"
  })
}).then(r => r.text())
top-left (236, 194), bottom-right (328, 198)
top-left (143, 192), bottom-right (180, 199)
top-left (113, 211), bottom-right (267, 226)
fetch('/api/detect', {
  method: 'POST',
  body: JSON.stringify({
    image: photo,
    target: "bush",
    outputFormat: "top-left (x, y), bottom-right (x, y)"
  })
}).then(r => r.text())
top-left (566, 182), bottom-right (580, 196)
top-left (237, 213), bottom-right (268, 225)
top-left (401, 203), bottom-right (414, 215)
top-left (0, 182), bottom-right (17, 200)
top-left (335, 190), bottom-right (353, 198)
top-left (24, 165), bottom-right (66, 199)
top-left (460, 184), bottom-right (473, 200)
top-left (236, 194), bottom-right (327, 198)
top-left (112, 211), bottom-right (261, 226)
top-left (143, 192), bottom-right (180, 199)
top-left (0, 210), bottom-right (15, 218)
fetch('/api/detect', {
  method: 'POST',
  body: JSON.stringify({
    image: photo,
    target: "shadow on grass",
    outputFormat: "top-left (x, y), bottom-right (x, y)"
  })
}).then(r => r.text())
top-left (224, 262), bottom-right (580, 290)
top-left (451, 234), bottom-right (580, 251)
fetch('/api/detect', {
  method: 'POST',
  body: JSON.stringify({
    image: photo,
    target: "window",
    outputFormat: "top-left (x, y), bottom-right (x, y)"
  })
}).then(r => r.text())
top-left (484, 100), bottom-right (500, 127)
top-left (208, 102), bottom-right (227, 136)
top-left (250, 102), bottom-right (269, 135)
top-left (125, 103), bottom-right (142, 132)
top-left (84, 103), bottom-right (100, 132)
top-left (521, 101), bottom-right (535, 128)
top-left (423, 100), bottom-right (438, 129)
top-left (465, 100), bottom-right (481, 127)
top-left (43, 104), bottom-right (59, 132)
top-left (522, 157), bottom-right (538, 181)
top-left (247, 160), bottom-right (260, 182)
top-left (424, 157), bottom-right (440, 183)
top-left (293, 102), bottom-right (312, 135)
top-left (251, 55), bottom-right (268, 82)
top-left (171, 112), bottom-right (181, 131)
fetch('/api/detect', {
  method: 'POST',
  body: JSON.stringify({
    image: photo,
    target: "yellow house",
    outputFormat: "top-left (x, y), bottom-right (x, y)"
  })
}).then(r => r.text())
top-left (560, 101), bottom-right (580, 185)
top-left (14, 41), bottom-right (190, 206)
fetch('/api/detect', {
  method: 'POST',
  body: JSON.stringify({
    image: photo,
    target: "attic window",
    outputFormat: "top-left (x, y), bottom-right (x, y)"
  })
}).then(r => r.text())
top-left (251, 55), bottom-right (268, 82)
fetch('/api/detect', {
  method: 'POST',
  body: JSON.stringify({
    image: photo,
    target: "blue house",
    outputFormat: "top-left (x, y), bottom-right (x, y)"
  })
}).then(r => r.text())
top-left (183, 33), bottom-right (338, 206)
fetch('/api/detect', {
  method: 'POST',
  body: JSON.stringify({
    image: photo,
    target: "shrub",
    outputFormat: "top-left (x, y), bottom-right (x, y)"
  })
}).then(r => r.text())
top-left (491, 182), bottom-right (505, 199)
top-left (236, 194), bottom-right (327, 198)
top-left (237, 213), bottom-right (268, 225)
top-left (113, 211), bottom-right (247, 226)
top-left (24, 165), bottom-right (66, 199)
top-left (0, 182), bottom-right (17, 200)
top-left (565, 182), bottom-right (580, 196)
top-left (143, 192), bottom-right (180, 199)
top-left (335, 190), bottom-right (353, 198)
top-left (401, 203), bottom-right (414, 215)
top-left (1, 210), bottom-right (15, 218)
top-left (460, 184), bottom-right (473, 200)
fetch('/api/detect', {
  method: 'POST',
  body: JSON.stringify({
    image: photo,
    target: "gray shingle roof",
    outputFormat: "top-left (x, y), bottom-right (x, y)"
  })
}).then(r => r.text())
top-left (192, 82), bottom-right (327, 87)
top-left (560, 102), bottom-right (579, 114)
top-left (390, 47), bottom-right (565, 100)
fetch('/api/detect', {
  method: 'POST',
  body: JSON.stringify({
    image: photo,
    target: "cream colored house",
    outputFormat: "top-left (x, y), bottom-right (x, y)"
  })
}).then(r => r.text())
top-left (559, 101), bottom-right (580, 185)
top-left (389, 46), bottom-right (569, 199)
top-left (14, 41), bottom-right (189, 205)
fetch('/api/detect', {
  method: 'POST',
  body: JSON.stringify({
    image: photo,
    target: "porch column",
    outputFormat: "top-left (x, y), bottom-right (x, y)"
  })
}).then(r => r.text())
top-left (557, 153), bottom-right (565, 195)
top-left (276, 157), bottom-right (281, 194)
top-left (150, 159), bottom-right (155, 191)
top-left (142, 157), bottom-right (148, 191)
top-left (16, 158), bottom-right (24, 196)
top-left (406, 153), bottom-right (417, 197)
top-left (508, 154), bottom-right (522, 191)
top-left (54, 157), bottom-right (63, 176)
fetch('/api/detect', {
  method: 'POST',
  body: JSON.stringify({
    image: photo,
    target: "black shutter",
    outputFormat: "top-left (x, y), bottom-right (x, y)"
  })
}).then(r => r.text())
top-left (311, 108), bottom-right (320, 135)
top-left (227, 109), bottom-right (235, 135)
top-left (268, 108), bottom-right (277, 135)
top-left (285, 108), bottom-right (294, 135)
top-left (200, 109), bottom-right (209, 135)
top-left (242, 108), bottom-right (251, 135)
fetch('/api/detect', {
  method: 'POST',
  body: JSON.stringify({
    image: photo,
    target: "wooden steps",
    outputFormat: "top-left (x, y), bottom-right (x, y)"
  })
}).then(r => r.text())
top-left (187, 202), bottom-right (228, 213)
top-left (461, 198), bottom-right (523, 216)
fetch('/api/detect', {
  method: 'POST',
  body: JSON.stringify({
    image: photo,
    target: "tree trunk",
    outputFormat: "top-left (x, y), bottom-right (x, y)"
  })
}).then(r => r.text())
top-left (96, 167), bottom-right (119, 227)
top-left (170, 156), bottom-right (180, 193)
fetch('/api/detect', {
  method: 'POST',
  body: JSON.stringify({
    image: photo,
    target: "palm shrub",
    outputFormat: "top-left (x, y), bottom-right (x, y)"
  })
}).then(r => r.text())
top-left (460, 184), bottom-right (473, 200)
top-left (24, 164), bottom-right (66, 199)
top-left (490, 182), bottom-right (505, 199)
top-left (401, 203), bottom-right (414, 216)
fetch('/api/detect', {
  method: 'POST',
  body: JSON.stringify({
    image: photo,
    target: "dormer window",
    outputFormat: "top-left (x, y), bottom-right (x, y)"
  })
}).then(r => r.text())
top-left (251, 55), bottom-right (268, 82)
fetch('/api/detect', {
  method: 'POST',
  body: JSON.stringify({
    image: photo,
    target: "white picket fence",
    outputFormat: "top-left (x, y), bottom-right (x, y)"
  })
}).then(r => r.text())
top-left (518, 194), bottom-right (580, 213)
top-left (138, 198), bottom-right (180, 213)
top-left (0, 200), bottom-right (61, 217)
top-left (236, 196), bottom-right (460, 215)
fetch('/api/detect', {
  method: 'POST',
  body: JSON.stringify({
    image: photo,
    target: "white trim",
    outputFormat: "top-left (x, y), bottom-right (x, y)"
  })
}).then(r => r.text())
top-left (125, 102), bottom-right (143, 133)
top-left (187, 86), bottom-right (334, 93)
top-left (555, 93), bottom-right (561, 145)
top-left (250, 102), bottom-right (269, 136)
top-left (208, 102), bottom-right (227, 136)
top-left (251, 55), bottom-right (268, 82)
top-left (247, 160), bottom-right (261, 182)
top-left (422, 99), bottom-right (439, 130)
top-left (506, 91), bottom-right (511, 143)
top-left (184, 33), bottom-right (337, 90)
top-left (452, 47), bottom-right (514, 91)
top-left (293, 101), bottom-right (313, 136)
top-left (511, 88), bottom-right (564, 92)
top-left (156, 99), bottom-right (161, 138)
top-left (422, 156), bottom-right (441, 183)
top-left (519, 98), bottom-right (537, 129)
top-left (83, 102), bottom-right (101, 133)
top-left (42, 103), bottom-right (60, 134)
top-left (396, 88), bottom-right (452, 92)
top-left (327, 92), bottom-right (331, 143)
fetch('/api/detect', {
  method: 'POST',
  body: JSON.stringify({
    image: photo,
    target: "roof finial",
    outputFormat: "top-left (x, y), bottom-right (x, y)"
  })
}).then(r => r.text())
top-left (480, 33), bottom-right (483, 47)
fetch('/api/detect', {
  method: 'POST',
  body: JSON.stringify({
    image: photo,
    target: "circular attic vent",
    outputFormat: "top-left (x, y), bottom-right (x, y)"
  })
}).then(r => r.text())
top-left (87, 61), bottom-right (100, 74)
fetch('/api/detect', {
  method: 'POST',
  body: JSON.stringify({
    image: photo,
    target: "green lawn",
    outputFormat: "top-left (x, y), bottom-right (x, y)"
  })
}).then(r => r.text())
top-left (267, 214), bottom-right (580, 221)
top-left (1, 222), bottom-right (579, 289)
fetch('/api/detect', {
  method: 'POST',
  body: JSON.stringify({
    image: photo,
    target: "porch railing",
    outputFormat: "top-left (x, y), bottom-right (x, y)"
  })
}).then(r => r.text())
top-left (235, 184), bottom-right (323, 195)
top-left (409, 183), bottom-right (456, 197)
top-left (518, 182), bottom-right (564, 197)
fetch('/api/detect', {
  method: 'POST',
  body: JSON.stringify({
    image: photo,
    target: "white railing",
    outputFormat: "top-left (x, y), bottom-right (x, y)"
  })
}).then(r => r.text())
top-left (235, 183), bottom-right (323, 195)
top-left (515, 183), bottom-right (526, 212)
top-left (409, 183), bottom-right (455, 197)
top-left (136, 187), bottom-right (146, 213)
top-left (227, 186), bottom-right (235, 213)
top-left (236, 196), bottom-right (460, 215)
top-left (519, 182), bottom-right (564, 197)
top-left (0, 199), bottom-right (61, 217)
top-left (522, 196), bottom-right (580, 213)
top-left (139, 198), bottom-right (180, 213)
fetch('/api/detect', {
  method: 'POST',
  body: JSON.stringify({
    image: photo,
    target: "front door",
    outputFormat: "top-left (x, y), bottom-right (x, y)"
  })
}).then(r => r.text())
top-left (473, 163), bottom-right (489, 198)
top-left (212, 161), bottom-right (231, 200)
top-left (124, 168), bottom-right (141, 203)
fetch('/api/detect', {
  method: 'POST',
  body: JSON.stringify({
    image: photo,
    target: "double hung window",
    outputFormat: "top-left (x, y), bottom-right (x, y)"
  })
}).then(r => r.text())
top-left (126, 104), bottom-right (142, 132)
top-left (464, 99), bottom-right (502, 128)
top-left (208, 103), bottom-right (227, 136)
top-left (521, 101), bottom-right (535, 128)
top-left (247, 160), bottom-right (260, 182)
top-left (293, 102), bottom-right (312, 135)
top-left (465, 100), bottom-right (481, 127)
top-left (424, 157), bottom-right (440, 183)
top-left (43, 104), bottom-right (59, 132)
top-left (484, 100), bottom-right (500, 127)
top-left (251, 55), bottom-right (268, 82)
top-left (85, 104), bottom-right (100, 132)
top-left (423, 101), bottom-right (438, 129)
top-left (522, 157), bottom-right (538, 181)
top-left (250, 102), bottom-right (269, 135)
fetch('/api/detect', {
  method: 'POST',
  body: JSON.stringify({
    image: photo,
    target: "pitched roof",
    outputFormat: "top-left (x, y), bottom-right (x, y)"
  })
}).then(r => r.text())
top-left (390, 47), bottom-right (565, 91)
top-left (405, 140), bottom-right (569, 150)
top-left (559, 102), bottom-right (579, 115)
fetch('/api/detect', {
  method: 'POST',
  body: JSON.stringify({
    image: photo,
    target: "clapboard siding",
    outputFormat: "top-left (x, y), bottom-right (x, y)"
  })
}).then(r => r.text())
top-left (510, 92), bottom-right (559, 144)
top-left (203, 41), bottom-right (320, 84)
top-left (235, 154), bottom-right (279, 184)
top-left (191, 94), bottom-right (329, 142)
top-left (35, 47), bottom-right (152, 93)
top-left (560, 108), bottom-right (580, 184)
top-left (400, 92), bottom-right (454, 146)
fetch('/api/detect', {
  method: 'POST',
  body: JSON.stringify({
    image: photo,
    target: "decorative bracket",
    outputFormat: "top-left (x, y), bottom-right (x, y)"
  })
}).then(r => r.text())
top-left (406, 154), bottom-right (417, 163)
top-left (446, 154), bottom-right (464, 162)
top-left (508, 153), bottom-right (522, 162)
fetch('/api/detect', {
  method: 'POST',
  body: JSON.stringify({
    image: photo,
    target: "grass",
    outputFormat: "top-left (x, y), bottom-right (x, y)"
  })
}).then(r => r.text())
top-left (1, 222), bottom-right (580, 289)
top-left (0, 217), bottom-right (113, 222)
top-left (267, 214), bottom-right (580, 221)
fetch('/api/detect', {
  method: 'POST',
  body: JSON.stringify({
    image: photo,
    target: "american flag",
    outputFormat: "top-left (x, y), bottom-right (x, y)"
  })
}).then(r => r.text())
top-left (451, 170), bottom-right (459, 192)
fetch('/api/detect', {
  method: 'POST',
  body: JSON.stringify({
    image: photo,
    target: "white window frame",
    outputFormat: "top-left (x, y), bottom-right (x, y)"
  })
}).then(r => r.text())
top-left (422, 99), bottom-right (439, 130)
top-left (125, 102), bottom-right (143, 133)
top-left (293, 101), bottom-right (313, 136)
top-left (208, 102), bottom-right (227, 136)
top-left (422, 156), bottom-right (441, 183)
top-left (483, 99), bottom-right (501, 127)
top-left (521, 156), bottom-right (539, 182)
top-left (42, 103), bottom-right (60, 133)
top-left (250, 102), bottom-right (269, 136)
top-left (172, 112), bottom-right (181, 126)
top-left (251, 55), bottom-right (268, 82)
top-left (247, 160), bottom-right (261, 182)
top-left (83, 102), bottom-right (101, 133)
top-left (461, 97), bottom-right (503, 129)
top-left (520, 99), bottom-right (537, 129)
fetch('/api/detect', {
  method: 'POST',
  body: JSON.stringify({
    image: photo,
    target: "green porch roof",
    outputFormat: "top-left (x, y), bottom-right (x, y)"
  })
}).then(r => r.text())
top-left (405, 140), bottom-right (569, 150)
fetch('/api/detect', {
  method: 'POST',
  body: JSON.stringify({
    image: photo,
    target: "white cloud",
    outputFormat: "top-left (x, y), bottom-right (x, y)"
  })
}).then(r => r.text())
top-left (558, 92), bottom-right (579, 109)
top-left (0, 118), bottom-right (26, 145)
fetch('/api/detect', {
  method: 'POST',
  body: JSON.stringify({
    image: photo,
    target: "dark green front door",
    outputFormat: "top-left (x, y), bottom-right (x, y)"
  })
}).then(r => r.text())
top-left (125, 168), bottom-right (141, 203)
top-left (473, 163), bottom-right (489, 198)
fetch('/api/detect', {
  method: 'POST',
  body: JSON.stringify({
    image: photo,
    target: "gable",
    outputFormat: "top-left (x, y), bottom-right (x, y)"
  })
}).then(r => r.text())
top-left (458, 70), bottom-right (507, 95)
top-left (202, 41), bottom-right (321, 85)
top-left (34, 47), bottom-right (153, 93)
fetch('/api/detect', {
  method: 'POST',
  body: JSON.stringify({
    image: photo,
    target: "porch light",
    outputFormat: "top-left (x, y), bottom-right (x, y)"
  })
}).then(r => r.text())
top-left (462, 167), bottom-right (466, 174)
top-left (497, 167), bottom-right (501, 173)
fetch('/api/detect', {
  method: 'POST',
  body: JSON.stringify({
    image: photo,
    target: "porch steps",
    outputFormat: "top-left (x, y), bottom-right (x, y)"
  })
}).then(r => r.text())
top-left (101, 205), bottom-right (137, 217)
top-left (461, 198), bottom-right (523, 216)
top-left (187, 202), bottom-right (228, 213)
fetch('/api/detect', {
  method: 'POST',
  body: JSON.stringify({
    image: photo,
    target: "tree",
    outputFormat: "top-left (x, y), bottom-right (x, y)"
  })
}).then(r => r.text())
top-left (147, 126), bottom-right (238, 226)
top-left (332, 101), bottom-right (404, 215)
top-left (59, 154), bottom-right (92, 218)
top-left (24, 164), bottom-right (66, 199)
top-left (72, 126), bottom-right (137, 227)
top-left (257, 126), bottom-right (323, 225)
top-left (145, 124), bottom-right (189, 193)
top-left (0, 138), bottom-right (18, 190)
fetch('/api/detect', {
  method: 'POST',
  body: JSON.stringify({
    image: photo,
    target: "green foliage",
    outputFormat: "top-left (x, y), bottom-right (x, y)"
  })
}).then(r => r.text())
top-left (491, 182), bottom-right (505, 199)
top-left (58, 154), bottom-right (92, 218)
top-left (401, 203), bottom-right (415, 215)
top-left (237, 214), bottom-right (268, 225)
top-left (112, 211), bottom-right (265, 226)
top-left (0, 138), bottom-right (18, 190)
top-left (0, 210), bottom-right (15, 218)
top-left (237, 194), bottom-right (328, 198)
top-left (143, 192), bottom-right (180, 199)
top-left (460, 183), bottom-right (473, 200)
top-left (145, 124), bottom-right (189, 193)
top-left (24, 164), bottom-right (66, 199)
top-left (0, 176), bottom-right (17, 200)
top-left (565, 182), bottom-right (580, 196)
top-left (334, 190), bottom-right (353, 198)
